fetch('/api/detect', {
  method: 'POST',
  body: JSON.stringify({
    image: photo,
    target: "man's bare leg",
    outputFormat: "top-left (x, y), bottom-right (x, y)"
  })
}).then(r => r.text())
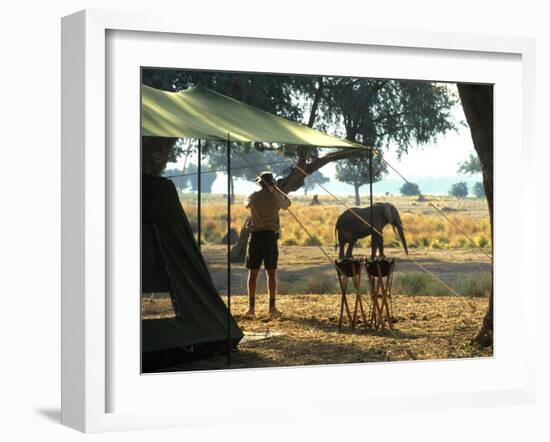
top-left (267, 269), bottom-right (281, 318)
top-left (246, 269), bottom-right (259, 317)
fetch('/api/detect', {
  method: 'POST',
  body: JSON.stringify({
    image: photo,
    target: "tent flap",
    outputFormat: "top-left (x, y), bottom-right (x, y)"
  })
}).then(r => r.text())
top-left (142, 84), bottom-right (361, 148)
top-left (141, 175), bottom-right (243, 360)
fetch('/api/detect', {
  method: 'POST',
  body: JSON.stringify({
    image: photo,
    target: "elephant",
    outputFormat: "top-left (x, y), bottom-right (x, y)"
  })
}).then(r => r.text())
top-left (335, 202), bottom-right (409, 259)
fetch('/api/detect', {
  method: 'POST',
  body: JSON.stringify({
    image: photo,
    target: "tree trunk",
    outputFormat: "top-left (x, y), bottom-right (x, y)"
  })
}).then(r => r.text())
top-left (277, 148), bottom-right (359, 193)
top-left (457, 84), bottom-right (494, 347)
top-left (307, 78), bottom-right (324, 128)
top-left (354, 184), bottom-right (361, 206)
top-left (230, 176), bottom-right (235, 204)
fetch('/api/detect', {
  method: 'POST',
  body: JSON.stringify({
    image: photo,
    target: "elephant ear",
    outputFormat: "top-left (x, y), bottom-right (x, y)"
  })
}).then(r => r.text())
top-left (383, 203), bottom-right (394, 224)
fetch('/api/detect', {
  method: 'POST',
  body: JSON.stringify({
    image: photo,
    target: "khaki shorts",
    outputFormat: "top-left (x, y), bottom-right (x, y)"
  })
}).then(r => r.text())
top-left (246, 231), bottom-right (279, 270)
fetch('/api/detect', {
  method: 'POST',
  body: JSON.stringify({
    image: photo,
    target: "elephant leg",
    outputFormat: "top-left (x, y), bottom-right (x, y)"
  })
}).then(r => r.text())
top-left (377, 233), bottom-right (385, 257)
top-left (346, 239), bottom-right (356, 258)
top-left (371, 234), bottom-right (382, 259)
top-left (338, 241), bottom-right (346, 260)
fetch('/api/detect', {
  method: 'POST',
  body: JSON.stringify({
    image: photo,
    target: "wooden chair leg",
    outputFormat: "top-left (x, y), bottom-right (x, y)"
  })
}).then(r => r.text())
top-left (338, 275), bottom-right (347, 330)
top-left (344, 295), bottom-right (354, 330)
top-left (338, 274), bottom-right (354, 330)
top-left (356, 294), bottom-right (368, 328)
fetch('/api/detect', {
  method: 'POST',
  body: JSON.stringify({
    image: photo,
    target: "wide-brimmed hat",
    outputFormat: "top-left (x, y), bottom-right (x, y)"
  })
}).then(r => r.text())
top-left (255, 171), bottom-right (276, 186)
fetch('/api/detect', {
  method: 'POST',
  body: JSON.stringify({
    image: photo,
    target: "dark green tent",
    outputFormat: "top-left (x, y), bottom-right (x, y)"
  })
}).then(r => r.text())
top-left (141, 174), bottom-right (243, 371)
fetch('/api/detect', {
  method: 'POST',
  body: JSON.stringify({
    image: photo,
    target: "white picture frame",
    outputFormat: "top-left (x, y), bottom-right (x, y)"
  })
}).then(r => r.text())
top-left (61, 9), bottom-right (537, 433)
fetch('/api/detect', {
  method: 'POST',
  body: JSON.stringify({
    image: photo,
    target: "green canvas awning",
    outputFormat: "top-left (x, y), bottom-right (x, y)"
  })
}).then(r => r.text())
top-left (142, 84), bottom-right (361, 148)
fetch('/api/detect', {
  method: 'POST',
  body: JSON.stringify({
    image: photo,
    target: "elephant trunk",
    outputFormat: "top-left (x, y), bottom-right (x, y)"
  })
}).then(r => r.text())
top-left (389, 204), bottom-right (408, 255)
top-left (396, 223), bottom-right (408, 255)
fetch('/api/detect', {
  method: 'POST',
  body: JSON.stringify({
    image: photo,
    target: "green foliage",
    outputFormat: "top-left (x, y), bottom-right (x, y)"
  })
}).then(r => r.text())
top-left (335, 149), bottom-right (388, 204)
top-left (303, 170), bottom-right (329, 195)
top-left (395, 271), bottom-right (491, 297)
top-left (394, 272), bottom-right (450, 296)
top-left (457, 153), bottom-right (482, 175)
top-left (143, 69), bottom-right (458, 192)
top-left (477, 235), bottom-right (489, 248)
top-left (142, 137), bottom-right (185, 176)
top-left (449, 181), bottom-right (469, 198)
top-left (303, 234), bottom-right (322, 246)
top-left (472, 181), bottom-right (485, 199)
top-left (400, 182), bottom-right (421, 196)
top-left (282, 238), bottom-right (299, 246)
top-left (460, 273), bottom-right (491, 297)
top-left (320, 78), bottom-right (458, 154)
top-left (301, 275), bottom-right (338, 295)
top-left (142, 69), bottom-right (312, 124)
top-left (275, 275), bottom-right (338, 295)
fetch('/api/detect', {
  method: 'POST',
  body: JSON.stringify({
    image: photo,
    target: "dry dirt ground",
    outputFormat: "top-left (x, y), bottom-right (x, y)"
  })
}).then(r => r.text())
top-left (146, 196), bottom-right (492, 371)
top-left (203, 245), bottom-right (491, 297)
top-left (142, 291), bottom-right (491, 372)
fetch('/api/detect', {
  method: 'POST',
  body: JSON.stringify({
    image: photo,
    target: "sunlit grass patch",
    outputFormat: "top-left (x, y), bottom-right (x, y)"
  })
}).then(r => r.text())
top-left (179, 195), bottom-right (491, 250)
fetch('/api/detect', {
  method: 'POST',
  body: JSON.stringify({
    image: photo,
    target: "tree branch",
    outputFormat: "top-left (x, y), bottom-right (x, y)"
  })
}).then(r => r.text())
top-left (277, 148), bottom-right (363, 193)
top-left (306, 148), bottom-right (363, 172)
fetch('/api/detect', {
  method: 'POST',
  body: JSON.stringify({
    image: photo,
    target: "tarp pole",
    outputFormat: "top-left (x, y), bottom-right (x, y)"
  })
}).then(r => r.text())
top-left (197, 139), bottom-right (202, 250)
top-left (370, 147), bottom-right (375, 258)
top-left (227, 133), bottom-right (232, 366)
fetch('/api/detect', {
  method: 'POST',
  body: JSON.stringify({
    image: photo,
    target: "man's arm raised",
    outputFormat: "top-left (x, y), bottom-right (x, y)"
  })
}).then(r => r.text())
top-left (270, 185), bottom-right (291, 209)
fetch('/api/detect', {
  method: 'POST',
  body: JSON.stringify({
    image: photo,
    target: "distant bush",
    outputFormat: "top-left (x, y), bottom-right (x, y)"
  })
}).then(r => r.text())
top-left (449, 182), bottom-right (469, 198)
top-left (394, 271), bottom-right (491, 297)
top-left (277, 276), bottom-right (338, 296)
top-left (203, 220), bottom-right (222, 242)
top-left (394, 272), bottom-right (450, 296)
top-left (276, 281), bottom-right (292, 296)
top-left (303, 234), bottom-right (322, 246)
top-left (472, 181), bottom-right (485, 199)
top-left (400, 182), bottom-right (421, 196)
top-left (431, 240), bottom-right (444, 249)
top-left (451, 238), bottom-right (467, 248)
top-left (282, 238), bottom-right (299, 246)
top-left (460, 273), bottom-right (491, 297)
top-left (301, 275), bottom-right (338, 294)
top-left (387, 239), bottom-right (401, 248)
top-left (478, 235), bottom-right (488, 248)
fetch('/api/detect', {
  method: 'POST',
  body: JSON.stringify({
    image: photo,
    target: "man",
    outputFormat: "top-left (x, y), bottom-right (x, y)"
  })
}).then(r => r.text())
top-left (244, 171), bottom-right (291, 318)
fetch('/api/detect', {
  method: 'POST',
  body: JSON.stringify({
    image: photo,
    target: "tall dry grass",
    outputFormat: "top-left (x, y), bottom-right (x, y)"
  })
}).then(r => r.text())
top-left (180, 194), bottom-right (492, 250)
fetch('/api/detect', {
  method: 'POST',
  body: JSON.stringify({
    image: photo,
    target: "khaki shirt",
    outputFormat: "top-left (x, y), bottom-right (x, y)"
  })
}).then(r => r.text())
top-left (245, 188), bottom-right (291, 232)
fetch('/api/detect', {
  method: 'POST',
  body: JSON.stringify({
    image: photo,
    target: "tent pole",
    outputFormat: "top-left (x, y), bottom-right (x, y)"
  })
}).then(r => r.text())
top-left (227, 133), bottom-right (232, 366)
top-left (369, 147), bottom-right (374, 259)
top-left (197, 139), bottom-right (202, 250)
